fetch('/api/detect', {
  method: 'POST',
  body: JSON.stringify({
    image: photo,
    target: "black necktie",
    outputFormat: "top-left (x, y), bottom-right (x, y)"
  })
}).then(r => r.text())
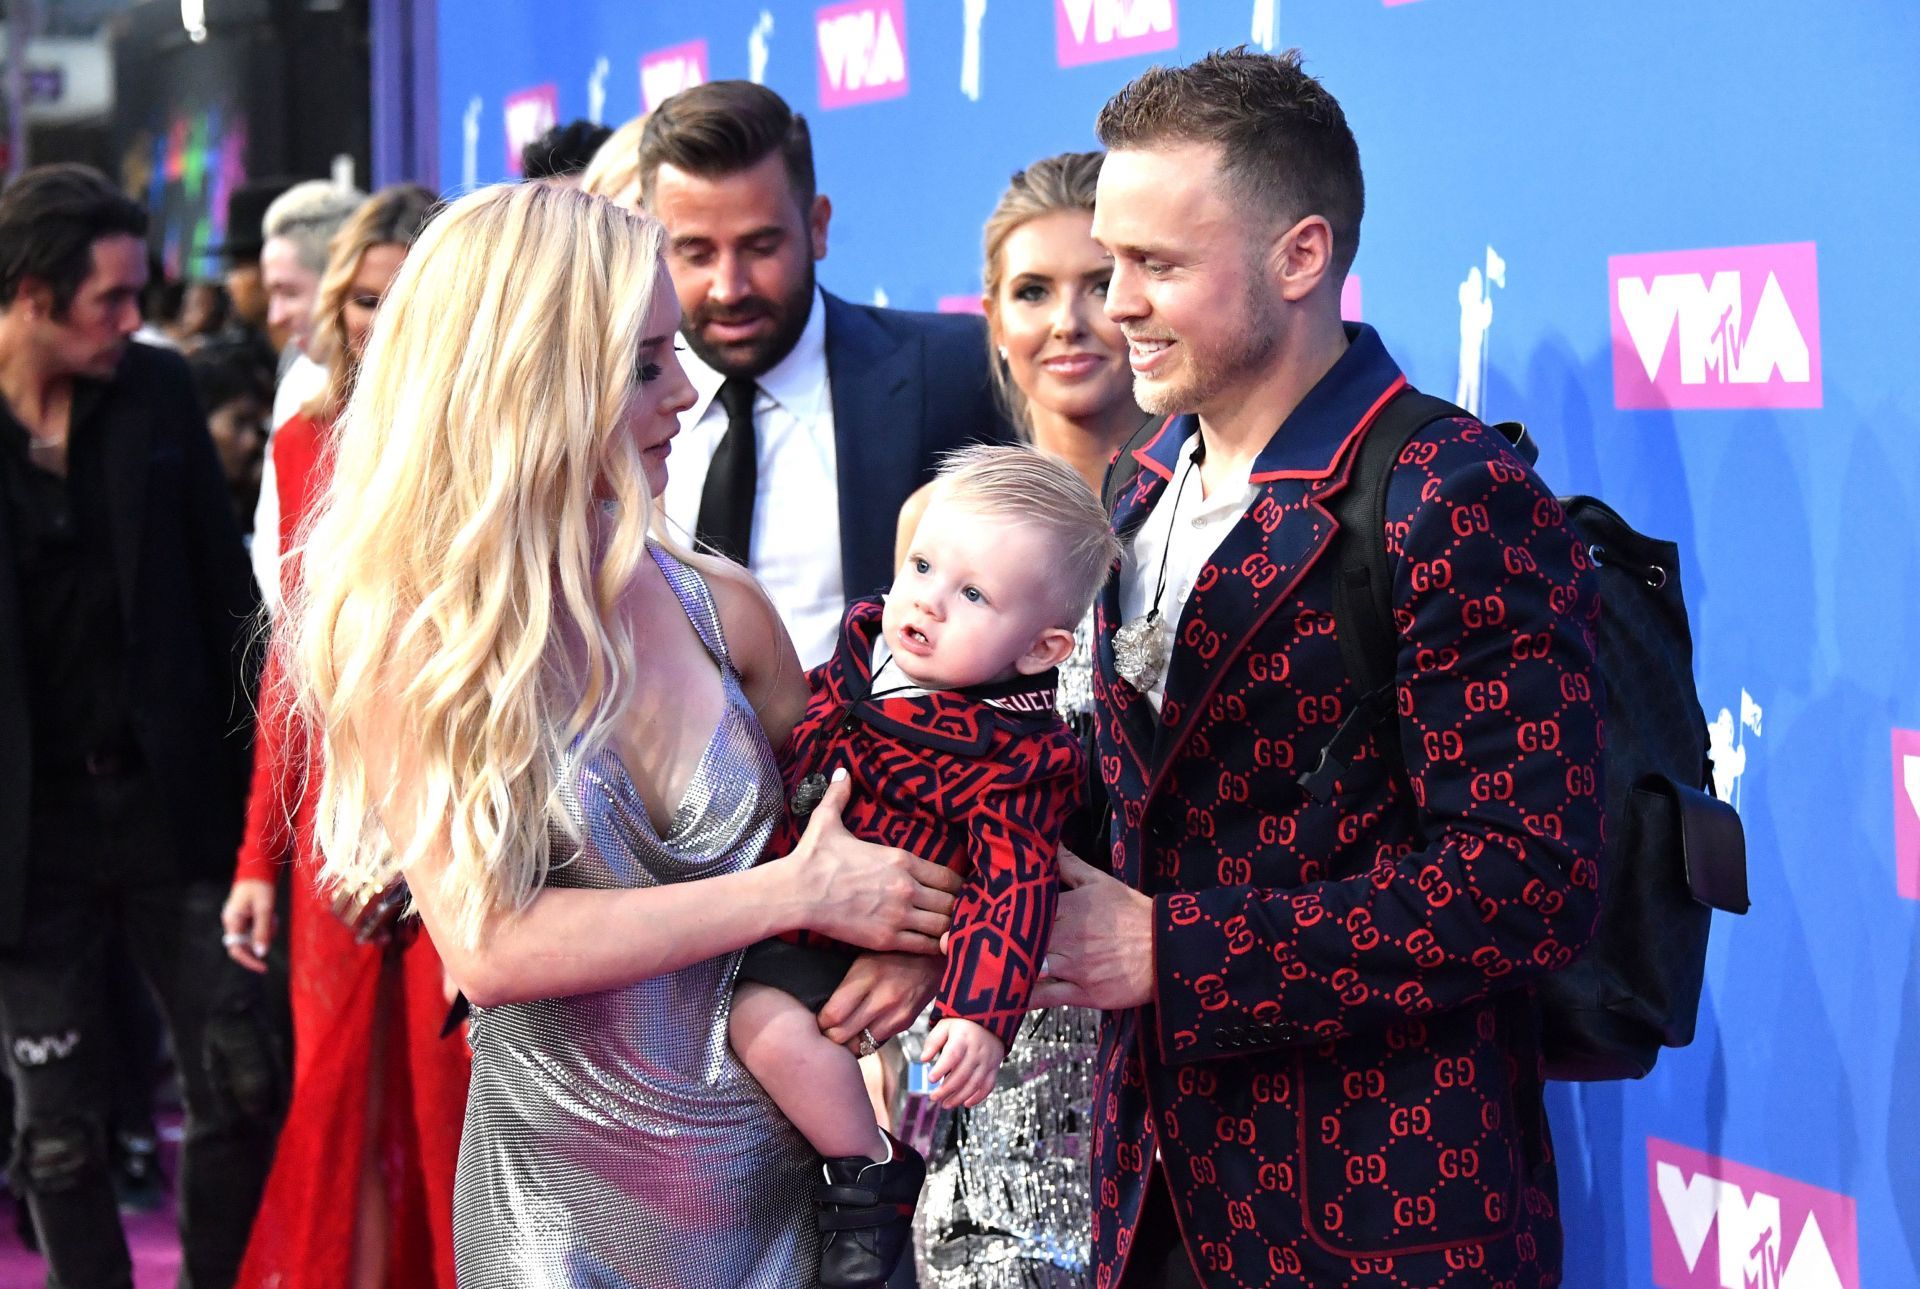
top-left (696, 376), bottom-right (758, 566)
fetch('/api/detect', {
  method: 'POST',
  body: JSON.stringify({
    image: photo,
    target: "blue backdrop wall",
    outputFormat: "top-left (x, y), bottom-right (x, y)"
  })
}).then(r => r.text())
top-left (432, 3), bottom-right (1920, 1286)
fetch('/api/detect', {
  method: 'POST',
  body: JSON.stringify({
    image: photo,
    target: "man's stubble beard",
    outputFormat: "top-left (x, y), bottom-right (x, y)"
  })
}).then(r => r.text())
top-left (681, 257), bottom-right (818, 381)
top-left (1133, 273), bottom-right (1283, 420)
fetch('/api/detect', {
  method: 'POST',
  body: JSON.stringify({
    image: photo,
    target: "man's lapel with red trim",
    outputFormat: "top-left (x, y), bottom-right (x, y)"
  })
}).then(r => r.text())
top-left (1095, 415), bottom-right (1183, 782)
top-left (1143, 326), bottom-right (1408, 796)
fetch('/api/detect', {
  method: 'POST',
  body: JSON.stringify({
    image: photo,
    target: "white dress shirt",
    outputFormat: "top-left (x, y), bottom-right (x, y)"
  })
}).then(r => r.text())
top-left (659, 289), bottom-right (846, 669)
top-left (251, 352), bottom-right (329, 613)
top-left (1116, 432), bottom-right (1259, 714)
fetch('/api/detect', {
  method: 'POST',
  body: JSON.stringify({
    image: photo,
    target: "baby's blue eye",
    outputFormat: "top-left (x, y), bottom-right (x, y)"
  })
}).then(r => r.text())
top-left (962, 586), bottom-right (983, 604)
top-left (913, 558), bottom-right (930, 574)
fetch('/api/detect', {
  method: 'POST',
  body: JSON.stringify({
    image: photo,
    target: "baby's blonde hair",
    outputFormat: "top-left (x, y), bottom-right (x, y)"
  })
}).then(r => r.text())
top-left (927, 445), bottom-right (1120, 625)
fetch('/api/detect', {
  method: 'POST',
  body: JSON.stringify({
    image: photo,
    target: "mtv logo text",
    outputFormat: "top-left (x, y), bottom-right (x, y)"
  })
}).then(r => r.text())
top-left (1894, 728), bottom-right (1920, 900)
top-left (1648, 1138), bottom-right (1858, 1289)
top-left (817, 0), bottom-right (908, 109)
top-left (640, 40), bottom-right (709, 112)
top-left (502, 85), bottom-right (558, 176)
top-left (1056, 0), bottom-right (1178, 67)
top-left (1611, 242), bottom-right (1821, 410)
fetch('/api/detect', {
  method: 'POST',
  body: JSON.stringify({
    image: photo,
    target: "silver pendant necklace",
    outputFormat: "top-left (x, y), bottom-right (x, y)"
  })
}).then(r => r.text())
top-left (1114, 445), bottom-right (1203, 694)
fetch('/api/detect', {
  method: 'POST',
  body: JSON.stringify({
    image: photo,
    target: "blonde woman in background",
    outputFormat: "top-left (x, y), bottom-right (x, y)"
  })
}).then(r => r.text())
top-left (287, 181), bottom-right (960, 1287)
top-left (579, 113), bottom-right (648, 208)
top-left (901, 150), bottom-right (1149, 1289)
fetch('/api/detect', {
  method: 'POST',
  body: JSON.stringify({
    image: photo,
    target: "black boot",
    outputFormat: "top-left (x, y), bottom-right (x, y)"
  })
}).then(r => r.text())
top-left (815, 1129), bottom-right (925, 1288)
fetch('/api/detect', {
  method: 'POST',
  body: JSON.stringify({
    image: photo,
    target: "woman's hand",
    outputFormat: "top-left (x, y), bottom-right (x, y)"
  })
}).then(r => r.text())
top-left (819, 952), bottom-right (943, 1048)
top-left (786, 770), bottom-right (960, 954)
top-left (221, 878), bottom-right (277, 973)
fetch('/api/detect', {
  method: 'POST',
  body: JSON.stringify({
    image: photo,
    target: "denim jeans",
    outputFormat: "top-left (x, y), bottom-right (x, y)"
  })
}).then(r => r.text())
top-left (0, 770), bottom-right (284, 1289)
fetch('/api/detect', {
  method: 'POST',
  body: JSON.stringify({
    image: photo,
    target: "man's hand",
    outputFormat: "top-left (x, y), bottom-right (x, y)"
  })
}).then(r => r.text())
top-left (921, 1017), bottom-right (1005, 1109)
top-left (1029, 847), bottom-right (1155, 1011)
top-left (819, 952), bottom-right (943, 1049)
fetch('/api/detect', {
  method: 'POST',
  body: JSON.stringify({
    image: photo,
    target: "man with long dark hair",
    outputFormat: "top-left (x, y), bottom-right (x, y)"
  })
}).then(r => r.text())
top-left (0, 163), bottom-right (280, 1288)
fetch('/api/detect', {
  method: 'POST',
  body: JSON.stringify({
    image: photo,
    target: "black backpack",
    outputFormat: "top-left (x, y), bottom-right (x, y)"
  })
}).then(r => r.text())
top-left (1104, 390), bottom-right (1751, 1080)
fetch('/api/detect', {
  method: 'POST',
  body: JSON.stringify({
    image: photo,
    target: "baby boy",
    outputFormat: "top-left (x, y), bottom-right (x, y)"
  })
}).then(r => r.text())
top-left (729, 444), bottom-right (1120, 1288)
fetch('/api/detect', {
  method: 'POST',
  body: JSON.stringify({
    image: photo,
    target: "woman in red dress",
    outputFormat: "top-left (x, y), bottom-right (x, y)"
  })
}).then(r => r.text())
top-left (218, 184), bottom-right (463, 1289)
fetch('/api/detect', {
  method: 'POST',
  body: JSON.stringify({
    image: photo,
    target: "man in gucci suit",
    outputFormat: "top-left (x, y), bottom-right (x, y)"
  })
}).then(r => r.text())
top-left (1030, 51), bottom-right (1605, 1288)
top-left (640, 82), bottom-right (1016, 1056)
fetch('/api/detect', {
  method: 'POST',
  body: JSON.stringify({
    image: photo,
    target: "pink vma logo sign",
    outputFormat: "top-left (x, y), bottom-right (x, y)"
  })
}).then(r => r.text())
top-left (1894, 728), bottom-right (1920, 900)
top-left (501, 84), bottom-right (557, 176)
top-left (640, 40), bottom-right (708, 112)
top-left (1648, 1139), bottom-right (1859, 1289)
top-left (817, 0), bottom-right (908, 109)
top-left (1610, 242), bottom-right (1821, 410)
top-left (1055, 0), bottom-right (1177, 67)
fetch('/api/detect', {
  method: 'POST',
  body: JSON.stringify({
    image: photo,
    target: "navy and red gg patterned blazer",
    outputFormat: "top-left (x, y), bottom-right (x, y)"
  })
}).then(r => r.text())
top-left (1090, 325), bottom-right (1605, 1287)
top-left (768, 598), bottom-right (1083, 1049)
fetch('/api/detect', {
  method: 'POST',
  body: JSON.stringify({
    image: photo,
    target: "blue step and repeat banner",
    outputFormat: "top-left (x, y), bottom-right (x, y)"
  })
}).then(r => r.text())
top-left (435, 3), bottom-right (1920, 1286)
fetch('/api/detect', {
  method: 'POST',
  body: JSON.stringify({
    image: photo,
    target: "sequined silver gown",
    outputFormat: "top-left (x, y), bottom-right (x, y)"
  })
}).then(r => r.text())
top-left (452, 547), bottom-right (818, 1289)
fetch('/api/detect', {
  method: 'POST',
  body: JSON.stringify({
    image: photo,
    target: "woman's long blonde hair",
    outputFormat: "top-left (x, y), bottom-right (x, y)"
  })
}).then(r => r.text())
top-left (301, 183), bottom-right (437, 420)
top-left (578, 114), bottom-right (647, 209)
top-left (289, 181), bottom-right (668, 946)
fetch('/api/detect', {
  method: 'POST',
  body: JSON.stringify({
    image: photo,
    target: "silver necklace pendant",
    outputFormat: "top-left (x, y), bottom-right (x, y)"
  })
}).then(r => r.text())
top-left (1113, 609), bottom-right (1171, 693)
top-left (790, 771), bottom-right (830, 818)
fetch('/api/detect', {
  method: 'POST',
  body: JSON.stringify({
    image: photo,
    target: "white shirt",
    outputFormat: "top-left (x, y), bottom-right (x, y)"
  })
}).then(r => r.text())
top-left (1116, 432), bottom-right (1259, 713)
top-left (251, 352), bottom-right (329, 613)
top-left (659, 289), bottom-right (845, 668)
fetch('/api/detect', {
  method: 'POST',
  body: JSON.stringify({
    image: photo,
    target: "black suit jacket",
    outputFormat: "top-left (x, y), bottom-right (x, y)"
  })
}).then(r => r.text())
top-left (821, 291), bottom-right (1015, 601)
top-left (0, 342), bottom-right (258, 945)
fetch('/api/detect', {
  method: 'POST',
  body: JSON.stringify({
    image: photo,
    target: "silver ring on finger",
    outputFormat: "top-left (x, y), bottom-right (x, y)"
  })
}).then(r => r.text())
top-left (856, 1028), bottom-right (879, 1057)
top-left (221, 932), bottom-right (247, 948)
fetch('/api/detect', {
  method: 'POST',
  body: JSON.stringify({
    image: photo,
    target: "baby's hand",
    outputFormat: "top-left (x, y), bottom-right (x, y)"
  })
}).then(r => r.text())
top-left (921, 1017), bottom-right (1005, 1109)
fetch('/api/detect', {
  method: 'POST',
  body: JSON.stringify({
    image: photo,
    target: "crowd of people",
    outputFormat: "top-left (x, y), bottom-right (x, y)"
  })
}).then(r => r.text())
top-left (0, 45), bottom-right (1605, 1289)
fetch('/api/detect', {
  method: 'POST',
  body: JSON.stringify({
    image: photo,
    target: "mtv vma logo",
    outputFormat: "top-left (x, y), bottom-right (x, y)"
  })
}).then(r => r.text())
top-left (501, 84), bottom-right (557, 176)
top-left (1894, 728), bottom-right (1920, 900)
top-left (641, 40), bottom-right (708, 112)
top-left (1056, 0), bottom-right (1177, 67)
top-left (1611, 242), bottom-right (1822, 410)
top-left (1649, 1139), bottom-right (1858, 1289)
top-left (817, 0), bottom-right (908, 109)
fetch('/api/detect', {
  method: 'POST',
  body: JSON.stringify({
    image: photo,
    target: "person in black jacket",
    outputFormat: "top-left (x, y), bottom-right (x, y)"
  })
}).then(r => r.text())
top-left (0, 164), bottom-right (281, 1289)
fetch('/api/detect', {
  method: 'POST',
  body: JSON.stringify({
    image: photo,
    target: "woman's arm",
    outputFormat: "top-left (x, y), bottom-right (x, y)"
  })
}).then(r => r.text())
top-left (699, 554), bottom-right (810, 747)
top-left (407, 772), bottom-right (960, 1008)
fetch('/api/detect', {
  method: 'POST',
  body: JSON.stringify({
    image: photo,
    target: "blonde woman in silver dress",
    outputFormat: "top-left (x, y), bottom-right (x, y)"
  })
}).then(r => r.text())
top-left (896, 151), bottom-right (1149, 1289)
top-left (286, 181), bottom-right (960, 1288)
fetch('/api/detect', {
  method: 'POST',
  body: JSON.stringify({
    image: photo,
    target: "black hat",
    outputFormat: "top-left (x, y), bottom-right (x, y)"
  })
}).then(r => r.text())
top-left (208, 176), bottom-right (299, 264)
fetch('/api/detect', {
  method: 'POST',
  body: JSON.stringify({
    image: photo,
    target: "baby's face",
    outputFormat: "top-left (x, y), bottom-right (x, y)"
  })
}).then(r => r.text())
top-left (883, 498), bottom-right (1065, 691)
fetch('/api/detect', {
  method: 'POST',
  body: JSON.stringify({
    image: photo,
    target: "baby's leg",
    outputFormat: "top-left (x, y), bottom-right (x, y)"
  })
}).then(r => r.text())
top-left (731, 982), bottom-right (886, 1161)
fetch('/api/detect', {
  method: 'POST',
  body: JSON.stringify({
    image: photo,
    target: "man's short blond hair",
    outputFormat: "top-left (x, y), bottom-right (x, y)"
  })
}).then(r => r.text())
top-left (928, 445), bottom-right (1121, 626)
top-left (262, 180), bottom-right (367, 276)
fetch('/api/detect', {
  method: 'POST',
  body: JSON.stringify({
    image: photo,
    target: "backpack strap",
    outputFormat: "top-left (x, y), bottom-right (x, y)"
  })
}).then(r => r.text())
top-left (1298, 390), bottom-right (1475, 801)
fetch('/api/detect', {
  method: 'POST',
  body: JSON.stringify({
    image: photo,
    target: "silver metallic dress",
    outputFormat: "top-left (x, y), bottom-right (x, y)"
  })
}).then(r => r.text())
top-left (452, 546), bottom-right (818, 1289)
top-left (911, 615), bottom-right (1100, 1289)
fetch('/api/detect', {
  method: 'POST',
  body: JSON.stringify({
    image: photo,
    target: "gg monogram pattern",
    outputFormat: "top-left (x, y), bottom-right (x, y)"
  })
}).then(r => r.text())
top-left (770, 598), bottom-right (1083, 1048)
top-left (1090, 326), bottom-right (1605, 1287)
